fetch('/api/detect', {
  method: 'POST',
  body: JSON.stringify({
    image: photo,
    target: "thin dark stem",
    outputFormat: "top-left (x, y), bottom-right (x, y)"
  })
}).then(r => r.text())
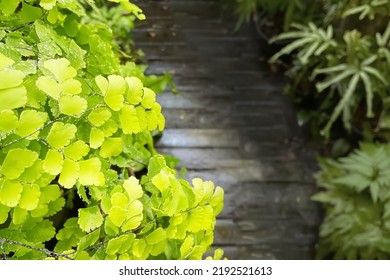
top-left (0, 239), bottom-right (7, 260)
top-left (0, 238), bottom-right (74, 260)
top-left (0, 104), bottom-right (105, 149)
top-left (0, 116), bottom-right (68, 149)
top-left (84, 220), bottom-right (155, 252)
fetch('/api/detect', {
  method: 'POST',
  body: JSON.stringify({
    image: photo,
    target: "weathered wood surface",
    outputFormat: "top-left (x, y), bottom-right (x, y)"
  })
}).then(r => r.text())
top-left (133, 0), bottom-right (322, 259)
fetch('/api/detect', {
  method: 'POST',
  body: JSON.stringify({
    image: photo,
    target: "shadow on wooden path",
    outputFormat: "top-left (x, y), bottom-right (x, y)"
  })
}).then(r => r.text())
top-left (133, 0), bottom-right (322, 259)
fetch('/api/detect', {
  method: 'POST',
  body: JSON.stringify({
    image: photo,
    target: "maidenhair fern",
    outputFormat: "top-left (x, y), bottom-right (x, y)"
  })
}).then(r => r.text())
top-left (313, 143), bottom-right (390, 259)
top-left (0, 0), bottom-right (224, 260)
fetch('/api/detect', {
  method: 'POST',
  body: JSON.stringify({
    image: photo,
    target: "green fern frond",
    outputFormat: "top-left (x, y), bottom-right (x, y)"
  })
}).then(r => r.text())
top-left (314, 143), bottom-right (390, 259)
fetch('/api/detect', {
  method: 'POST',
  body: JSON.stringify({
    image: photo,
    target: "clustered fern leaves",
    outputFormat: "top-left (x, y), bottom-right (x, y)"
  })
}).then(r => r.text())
top-left (271, 21), bottom-right (390, 138)
top-left (0, 0), bottom-right (224, 260)
top-left (313, 143), bottom-right (390, 259)
top-left (229, 0), bottom-right (390, 260)
top-left (229, 0), bottom-right (310, 31)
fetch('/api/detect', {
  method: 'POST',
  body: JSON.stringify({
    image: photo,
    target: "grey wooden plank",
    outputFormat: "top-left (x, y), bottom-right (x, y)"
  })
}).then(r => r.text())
top-left (138, 45), bottom-right (196, 61)
top-left (170, 1), bottom-right (222, 17)
top-left (211, 244), bottom-right (315, 260)
top-left (158, 147), bottom-right (310, 169)
top-left (145, 61), bottom-right (208, 76)
top-left (156, 93), bottom-right (204, 109)
top-left (222, 183), bottom-right (320, 222)
top-left (134, 0), bottom-right (321, 260)
top-left (172, 86), bottom-right (233, 97)
top-left (162, 108), bottom-right (231, 129)
top-left (156, 128), bottom-right (240, 148)
top-left (157, 147), bottom-right (243, 169)
top-left (183, 160), bottom-right (316, 184)
top-left (214, 217), bottom-right (317, 246)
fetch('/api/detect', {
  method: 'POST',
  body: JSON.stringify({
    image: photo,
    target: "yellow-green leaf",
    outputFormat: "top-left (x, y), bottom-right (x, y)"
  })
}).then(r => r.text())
top-left (187, 206), bottom-right (214, 232)
top-left (0, 110), bottom-right (18, 132)
top-left (90, 127), bottom-right (105, 149)
top-left (58, 158), bottom-right (79, 189)
top-left (78, 229), bottom-right (100, 251)
top-left (16, 109), bottom-right (47, 138)
top-left (43, 149), bottom-right (63, 175)
top-left (96, 75), bottom-right (125, 111)
top-left (146, 110), bottom-right (158, 131)
top-left (88, 107), bottom-right (112, 127)
top-left (132, 239), bottom-right (147, 258)
top-left (95, 75), bottom-right (108, 96)
top-left (78, 206), bottom-right (103, 232)
top-left (120, 104), bottom-right (140, 134)
top-left (180, 236), bottom-right (194, 259)
top-left (19, 184), bottom-right (40, 210)
top-left (0, 52), bottom-right (14, 70)
top-left (61, 78), bottom-right (82, 95)
top-left (108, 206), bottom-right (127, 227)
top-left (123, 177), bottom-right (143, 203)
top-left (0, 86), bottom-right (27, 111)
top-left (192, 178), bottom-right (214, 205)
top-left (2, 149), bottom-right (38, 179)
top-left (146, 228), bottom-right (166, 245)
top-left (40, 0), bottom-right (57, 10)
top-left (210, 186), bottom-right (224, 215)
top-left (47, 122), bottom-right (77, 149)
top-left (20, 160), bottom-right (44, 183)
top-left (0, 69), bottom-right (25, 90)
top-left (141, 88), bottom-right (156, 109)
top-left (78, 158), bottom-right (105, 186)
top-left (99, 137), bottom-right (122, 158)
top-left (122, 200), bottom-right (143, 231)
top-left (44, 58), bottom-right (77, 82)
top-left (106, 235), bottom-right (130, 255)
top-left (152, 172), bottom-right (170, 192)
top-left (12, 206), bottom-right (28, 224)
top-left (101, 119), bottom-right (118, 137)
top-left (63, 140), bottom-right (89, 161)
top-left (0, 204), bottom-right (10, 224)
top-left (36, 76), bottom-right (61, 99)
top-left (59, 95), bottom-right (87, 115)
top-left (125, 76), bottom-right (143, 105)
top-left (136, 106), bottom-right (147, 131)
top-left (111, 192), bottom-right (128, 209)
top-left (0, 180), bottom-right (23, 207)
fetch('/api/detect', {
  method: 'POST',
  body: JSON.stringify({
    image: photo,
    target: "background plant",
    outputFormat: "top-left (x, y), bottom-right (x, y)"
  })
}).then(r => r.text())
top-left (269, 2), bottom-right (390, 143)
top-left (225, 0), bottom-right (390, 260)
top-left (271, 23), bottom-right (390, 139)
top-left (266, 0), bottom-right (390, 260)
top-left (227, 0), bottom-right (319, 32)
top-left (313, 142), bottom-right (390, 259)
top-left (0, 0), bottom-right (224, 260)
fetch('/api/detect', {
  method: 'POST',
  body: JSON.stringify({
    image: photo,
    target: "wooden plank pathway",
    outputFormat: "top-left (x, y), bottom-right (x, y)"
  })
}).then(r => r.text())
top-left (132, 0), bottom-right (322, 259)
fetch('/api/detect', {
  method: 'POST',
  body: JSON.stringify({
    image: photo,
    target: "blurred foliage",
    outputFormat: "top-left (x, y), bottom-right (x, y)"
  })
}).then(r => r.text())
top-left (313, 142), bottom-right (390, 259)
top-left (267, 1), bottom-right (390, 143)
top-left (227, 0), bottom-right (320, 31)
top-left (271, 23), bottom-right (390, 139)
top-left (267, 0), bottom-right (390, 260)
top-left (225, 0), bottom-right (390, 260)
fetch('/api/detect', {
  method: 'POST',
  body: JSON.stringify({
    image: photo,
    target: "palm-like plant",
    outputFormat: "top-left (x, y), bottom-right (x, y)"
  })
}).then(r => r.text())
top-left (313, 143), bottom-right (390, 259)
top-left (269, 23), bottom-right (336, 65)
top-left (231, 0), bottom-right (310, 31)
top-left (270, 21), bottom-right (390, 138)
top-left (342, 0), bottom-right (390, 20)
top-left (376, 22), bottom-right (390, 65)
top-left (313, 30), bottom-right (388, 137)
